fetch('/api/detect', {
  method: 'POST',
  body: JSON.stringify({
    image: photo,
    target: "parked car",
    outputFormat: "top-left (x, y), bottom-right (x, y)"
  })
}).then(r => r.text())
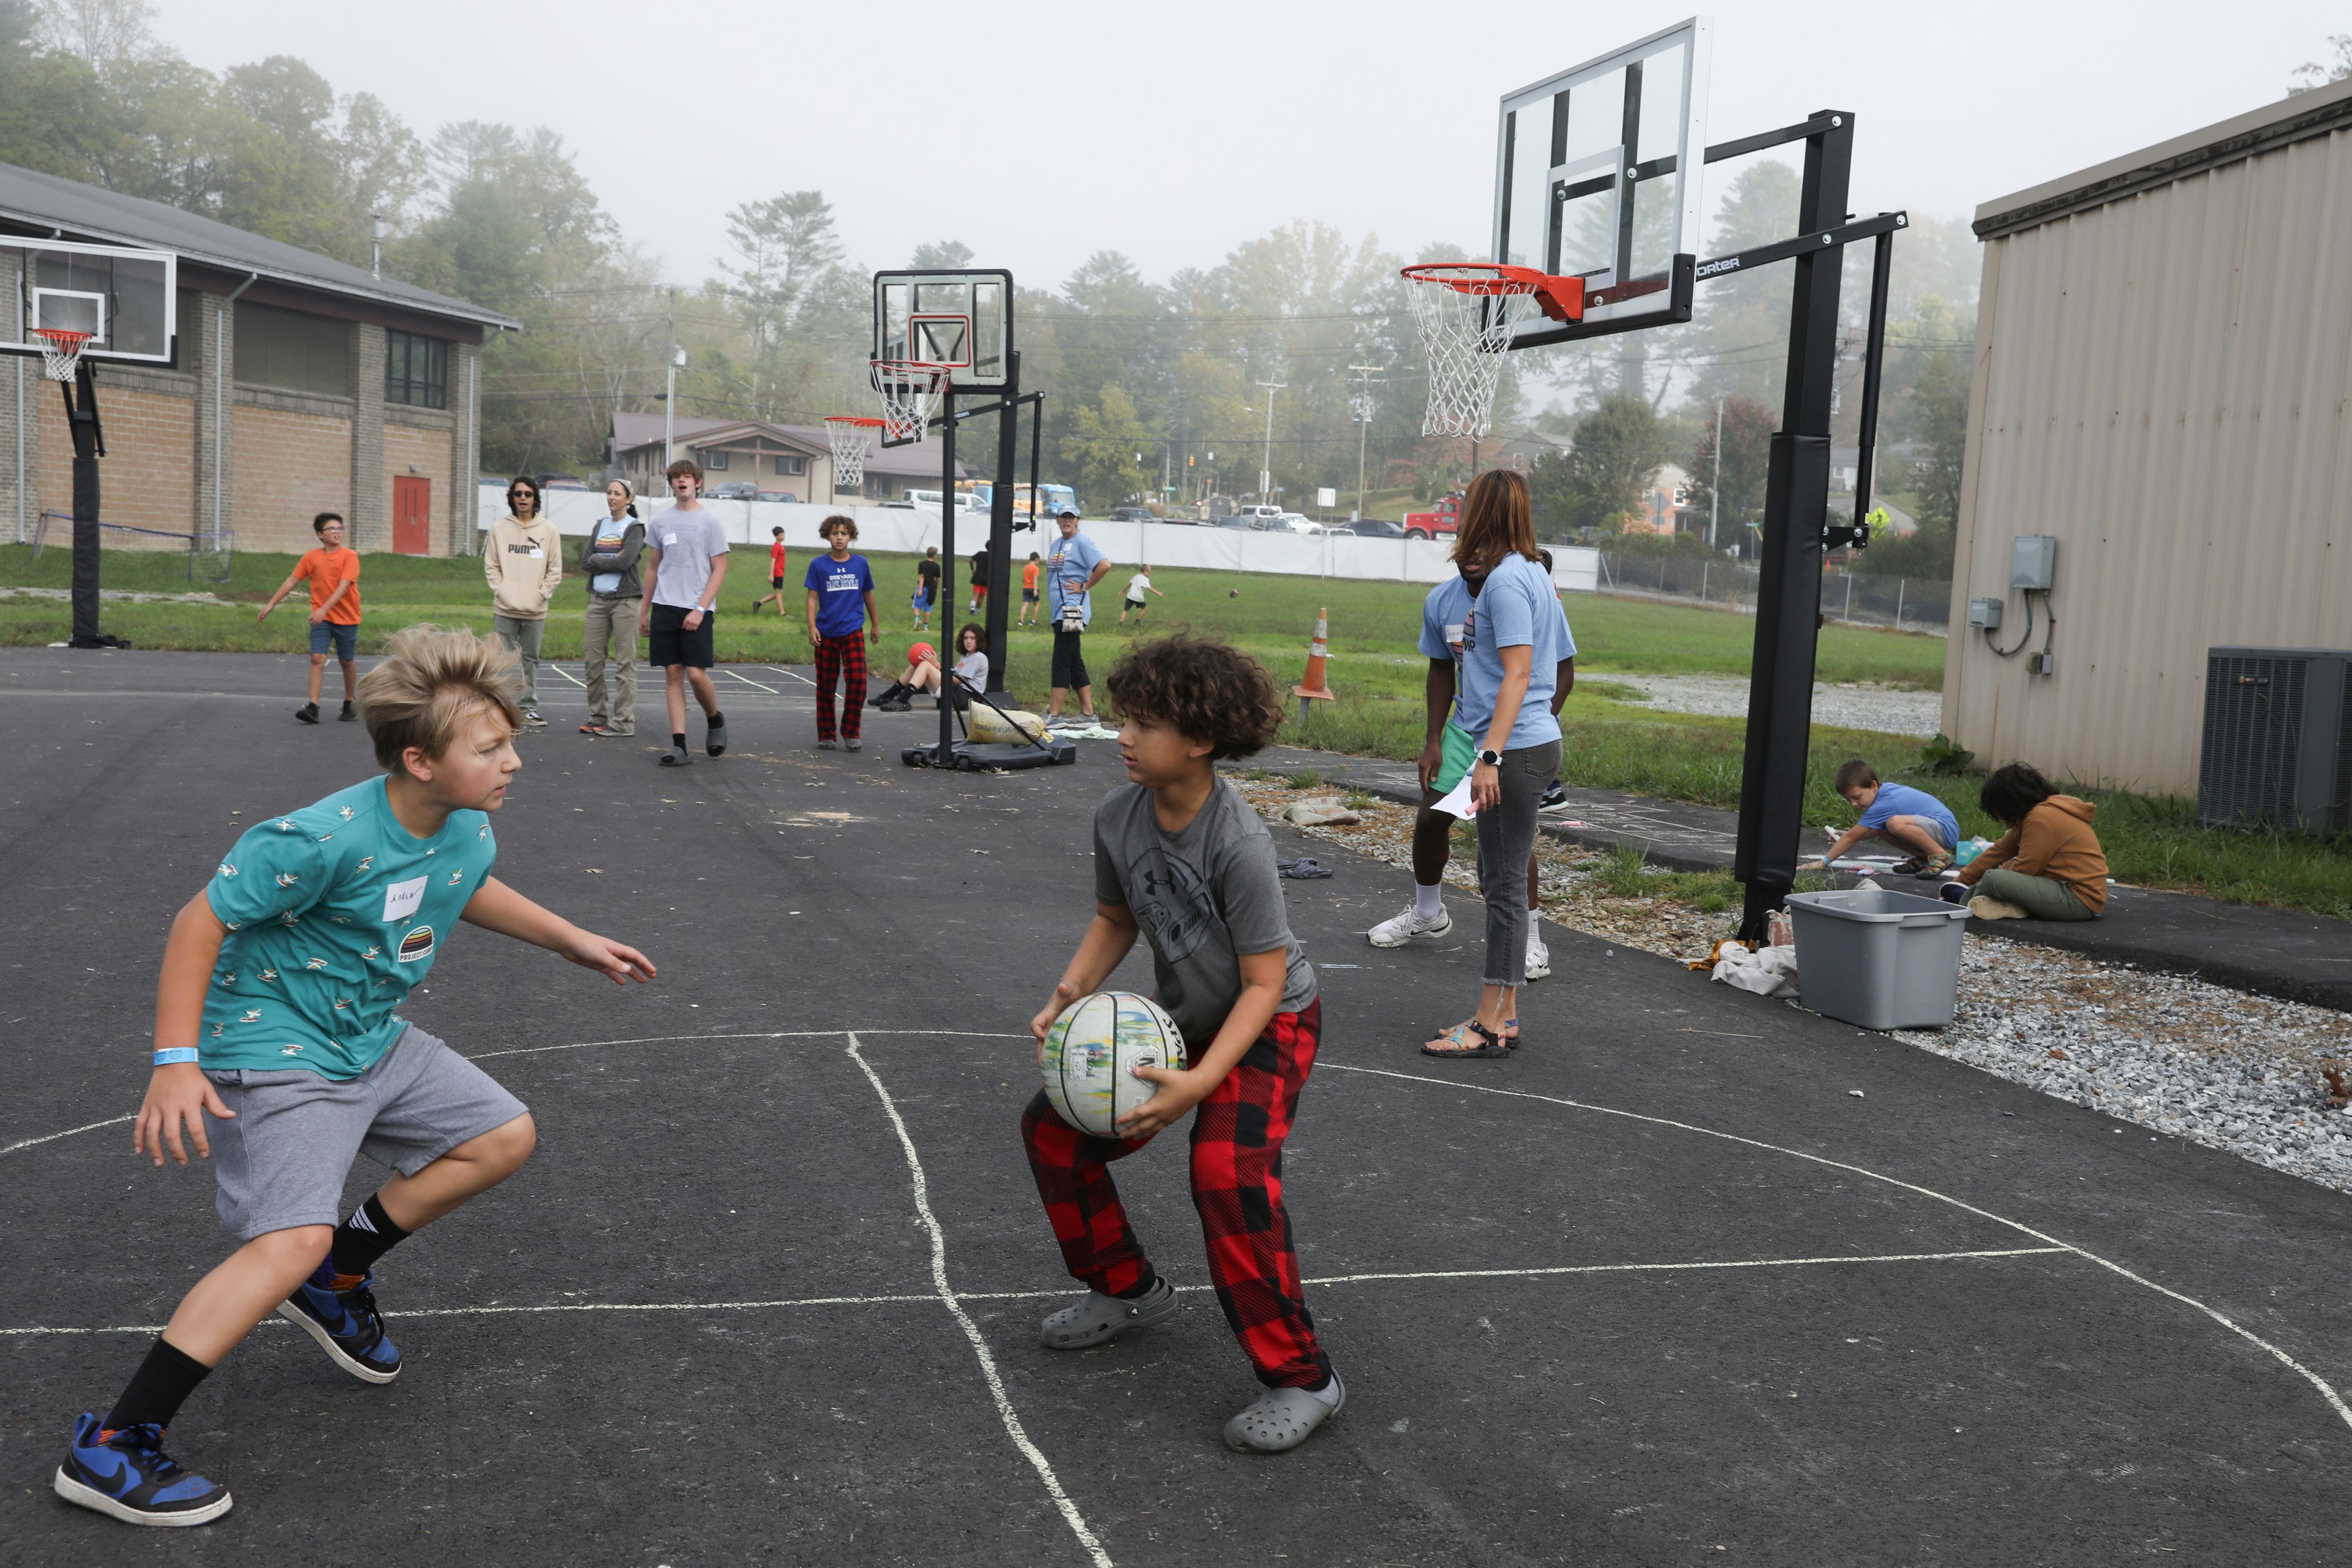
top-left (1109, 505), bottom-right (1157, 522)
top-left (754, 490), bottom-right (795, 503)
top-left (1345, 517), bottom-right (1408, 539)
top-left (1207, 514), bottom-right (1253, 529)
top-left (880, 499), bottom-right (915, 510)
top-left (907, 488), bottom-right (986, 513)
top-left (1235, 503), bottom-right (1286, 525)
top-left (535, 473), bottom-right (587, 491)
top-left (1276, 512), bottom-right (1317, 535)
top-left (706, 482), bottom-right (760, 500)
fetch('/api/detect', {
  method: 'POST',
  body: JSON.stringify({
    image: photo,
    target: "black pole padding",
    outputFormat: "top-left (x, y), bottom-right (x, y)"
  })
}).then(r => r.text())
top-left (983, 354), bottom-right (1020, 692)
top-left (1733, 112), bottom-right (1852, 942)
top-left (64, 359), bottom-right (116, 649)
top-left (938, 396), bottom-right (959, 761)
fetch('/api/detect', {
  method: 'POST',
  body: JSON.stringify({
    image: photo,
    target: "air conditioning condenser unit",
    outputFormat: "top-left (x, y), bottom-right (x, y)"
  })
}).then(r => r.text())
top-left (2196, 647), bottom-right (2352, 834)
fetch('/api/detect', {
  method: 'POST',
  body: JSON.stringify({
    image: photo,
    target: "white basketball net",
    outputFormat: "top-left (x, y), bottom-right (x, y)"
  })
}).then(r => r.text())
top-left (33, 328), bottom-right (92, 383)
top-left (1402, 267), bottom-right (1543, 440)
top-left (824, 416), bottom-right (882, 491)
top-left (870, 360), bottom-right (949, 445)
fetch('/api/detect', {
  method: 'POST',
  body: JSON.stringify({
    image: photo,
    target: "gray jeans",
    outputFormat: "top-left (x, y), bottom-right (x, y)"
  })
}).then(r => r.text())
top-left (1474, 738), bottom-right (1562, 986)
top-left (491, 613), bottom-right (546, 713)
top-left (582, 595), bottom-right (639, 733)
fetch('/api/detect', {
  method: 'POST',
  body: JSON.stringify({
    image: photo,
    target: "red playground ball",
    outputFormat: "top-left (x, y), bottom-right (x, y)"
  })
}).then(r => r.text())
top-left (908, 642), bottom-right (938, 666)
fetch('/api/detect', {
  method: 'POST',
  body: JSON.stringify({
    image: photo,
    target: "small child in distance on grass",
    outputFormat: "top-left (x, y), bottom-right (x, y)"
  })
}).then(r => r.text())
top-left (54, 624), bottom-right (654, 1529)
top-left (1813, 758), bottom-right (1962, 878)
top-left (1022, 633), bottom-right (1343, 1454)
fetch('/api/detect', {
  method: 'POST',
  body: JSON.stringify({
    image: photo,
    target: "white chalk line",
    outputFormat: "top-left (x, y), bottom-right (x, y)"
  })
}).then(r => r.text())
top-left (548, 665), bottom-right (588, 688)
top-left (1325, 1061), bottom-right (2352, 1434)
top-left (764, 666), bottom-right (818, 687)
top-left (0, 1115), bottom-right (134, 1157)
top-left (720, 668), bottom-right (782, 694)
top-left (0, 1247), bottom-right (2073, 1338)
top-left (843, 1031), bottom-right (1114, 1568)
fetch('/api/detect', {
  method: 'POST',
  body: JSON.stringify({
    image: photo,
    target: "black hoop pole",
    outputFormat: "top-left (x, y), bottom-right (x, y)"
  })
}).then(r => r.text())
top-left (938, 388), bottom-right (957, 761)
top-left (60, 358), bottom-right (114, 649)
top-left (1733, 110), bottom-right (1852, 941)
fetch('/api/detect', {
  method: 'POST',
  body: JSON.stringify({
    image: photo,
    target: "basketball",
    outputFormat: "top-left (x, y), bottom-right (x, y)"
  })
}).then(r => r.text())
top-left (1041, 991), bottom-right (1188, 1137)
top-left (908, 641), bottom-right (937, 666)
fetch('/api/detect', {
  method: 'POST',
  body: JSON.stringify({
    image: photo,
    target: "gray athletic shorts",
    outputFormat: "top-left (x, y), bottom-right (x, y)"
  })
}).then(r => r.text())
top-left (200, 1024), bottom-right (528, 1242)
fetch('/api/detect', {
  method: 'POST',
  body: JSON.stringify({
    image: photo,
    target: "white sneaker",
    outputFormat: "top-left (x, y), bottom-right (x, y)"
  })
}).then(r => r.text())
top-left (1368, 905), bottom-right (1453, 947)
top-left (1525, 933), bottom-right (1551, 981)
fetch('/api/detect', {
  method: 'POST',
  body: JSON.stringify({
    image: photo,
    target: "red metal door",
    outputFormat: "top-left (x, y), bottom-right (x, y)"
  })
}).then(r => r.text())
top-left (393, 475), bottom-right (431, 555)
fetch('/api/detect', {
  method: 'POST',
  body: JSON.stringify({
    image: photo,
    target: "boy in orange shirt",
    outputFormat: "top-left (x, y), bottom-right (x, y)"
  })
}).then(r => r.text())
top-left (750, 526), bottom-right (791, 617)
top-left (258, 511), bottom-right (363, 725)
top-left (1019, 552), bottom-right (1042, 626)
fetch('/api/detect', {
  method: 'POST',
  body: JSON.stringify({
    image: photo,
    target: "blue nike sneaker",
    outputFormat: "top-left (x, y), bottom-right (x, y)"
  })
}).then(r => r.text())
top-left (53, 1413), bottom-right (233, 1526)
top-left (277, 1268), bottom-right (402, 1384)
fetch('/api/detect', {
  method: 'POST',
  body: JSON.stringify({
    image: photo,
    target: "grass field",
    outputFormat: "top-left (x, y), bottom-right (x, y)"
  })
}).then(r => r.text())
top-left (7, 541), bottom-right (2347, 919)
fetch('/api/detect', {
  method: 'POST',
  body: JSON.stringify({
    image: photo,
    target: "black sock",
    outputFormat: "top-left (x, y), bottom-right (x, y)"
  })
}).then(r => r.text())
top-left (671, 732), bottom-right (687, 751)
top-left (328, 1193), bottom-right (411, 1278)
top-left (705, 710), bottom-right (723, 727)
top-left (104, 1337), bottom-right (212, 1432)
top-left (1112, 1267), bottom-right (1161, 1301)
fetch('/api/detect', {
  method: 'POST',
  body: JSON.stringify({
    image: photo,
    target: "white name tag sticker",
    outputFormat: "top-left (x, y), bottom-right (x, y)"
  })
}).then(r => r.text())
top-left (526, 546), bottom-right (544, 558)
top-left (382, 875), bottom-right (428, 922)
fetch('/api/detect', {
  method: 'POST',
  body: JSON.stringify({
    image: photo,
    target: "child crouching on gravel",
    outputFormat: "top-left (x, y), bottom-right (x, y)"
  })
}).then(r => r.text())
top-left (54, 625), bottom-right (654, 1528)
top-left (1021, 633), bottom-right (1342, 1453)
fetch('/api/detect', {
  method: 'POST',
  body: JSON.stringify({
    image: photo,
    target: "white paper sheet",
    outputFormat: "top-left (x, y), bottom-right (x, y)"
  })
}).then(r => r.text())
top-left (1433, 774), bottom-right (1478, 820)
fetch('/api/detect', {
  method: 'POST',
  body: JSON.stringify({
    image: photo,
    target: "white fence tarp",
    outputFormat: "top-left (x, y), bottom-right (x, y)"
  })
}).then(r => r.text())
top-left (481, 486), bottom-right (1602, 594)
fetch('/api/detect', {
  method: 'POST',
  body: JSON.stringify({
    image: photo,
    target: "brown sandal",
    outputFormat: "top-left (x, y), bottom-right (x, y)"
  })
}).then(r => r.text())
top-left (1420, 1019), bottom-right (1511, 1058)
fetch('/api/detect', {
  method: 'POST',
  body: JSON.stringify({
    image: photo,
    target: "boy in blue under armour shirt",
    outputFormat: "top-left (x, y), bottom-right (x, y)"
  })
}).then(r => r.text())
top-left (54, 625), bottom-right (655, 1528)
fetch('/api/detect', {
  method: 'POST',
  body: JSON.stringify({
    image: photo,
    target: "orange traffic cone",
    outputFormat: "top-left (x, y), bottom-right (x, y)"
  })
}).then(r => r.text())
top-left (1292, 608), bottom-right (1335, 722)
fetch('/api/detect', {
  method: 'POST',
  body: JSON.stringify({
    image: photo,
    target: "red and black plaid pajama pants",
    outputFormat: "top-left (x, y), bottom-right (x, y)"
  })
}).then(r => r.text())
top-left (1020, 1000), bottom-right (1330, 1389)
top-left (812, 632), bottom-right (867, 742)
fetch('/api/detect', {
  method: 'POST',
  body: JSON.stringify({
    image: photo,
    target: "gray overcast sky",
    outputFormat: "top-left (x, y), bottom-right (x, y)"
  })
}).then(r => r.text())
top-left (160, 0), bottom-right (2345, 290)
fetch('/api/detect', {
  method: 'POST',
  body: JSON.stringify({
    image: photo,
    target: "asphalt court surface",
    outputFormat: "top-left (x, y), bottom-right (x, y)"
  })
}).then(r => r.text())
top-left (4, 648), bottom-right (2350, 1564)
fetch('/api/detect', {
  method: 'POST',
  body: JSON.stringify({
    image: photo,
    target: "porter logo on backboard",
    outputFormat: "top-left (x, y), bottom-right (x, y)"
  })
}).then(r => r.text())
top-left (397, 925), bottom-right (435, 964)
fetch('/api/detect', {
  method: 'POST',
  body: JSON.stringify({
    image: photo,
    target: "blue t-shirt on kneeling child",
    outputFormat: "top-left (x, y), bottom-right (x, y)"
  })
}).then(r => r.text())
top-left (1858, 780), bottom-right (1961, 851)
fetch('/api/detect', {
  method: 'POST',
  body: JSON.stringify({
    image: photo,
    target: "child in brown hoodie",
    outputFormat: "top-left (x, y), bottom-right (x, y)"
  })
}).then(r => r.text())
top-left (1951, 763), bottom-right (2108, 920)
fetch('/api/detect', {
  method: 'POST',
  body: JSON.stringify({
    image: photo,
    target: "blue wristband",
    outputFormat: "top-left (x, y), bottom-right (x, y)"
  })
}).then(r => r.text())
top-left (153, 1047), bottom-right (200, 1066)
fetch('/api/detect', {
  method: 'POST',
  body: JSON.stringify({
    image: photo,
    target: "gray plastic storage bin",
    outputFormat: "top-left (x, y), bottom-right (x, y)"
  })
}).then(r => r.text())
top-left (1784, 888), bottom-right (1971, 1030)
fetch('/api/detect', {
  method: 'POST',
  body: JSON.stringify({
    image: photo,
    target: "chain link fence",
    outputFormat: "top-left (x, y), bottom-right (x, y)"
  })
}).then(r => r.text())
top-left (1594, 551), bottom-right (1948, 635)
top-left (29, 511), bottom-right (235, 583)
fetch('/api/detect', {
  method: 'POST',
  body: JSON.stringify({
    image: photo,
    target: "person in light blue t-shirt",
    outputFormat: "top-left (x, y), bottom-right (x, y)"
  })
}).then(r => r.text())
top-left (1419, 472), bottom-right (1561, 1062)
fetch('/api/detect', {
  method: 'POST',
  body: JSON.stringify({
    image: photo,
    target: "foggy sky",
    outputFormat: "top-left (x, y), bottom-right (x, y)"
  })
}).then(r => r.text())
top-left (158, 0), bottom-right (2346, 290)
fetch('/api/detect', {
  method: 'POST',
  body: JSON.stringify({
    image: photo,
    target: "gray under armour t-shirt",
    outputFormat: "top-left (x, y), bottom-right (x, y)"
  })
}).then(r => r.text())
top-left (646, 506), bottom-right (731, 610)
top-left (1092, 779), bottom-right (1317, 1046)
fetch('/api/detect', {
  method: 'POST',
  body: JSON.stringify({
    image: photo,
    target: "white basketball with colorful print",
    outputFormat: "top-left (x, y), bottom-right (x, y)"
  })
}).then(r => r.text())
top-left (1041, 991), bottom-right (1188, 1137)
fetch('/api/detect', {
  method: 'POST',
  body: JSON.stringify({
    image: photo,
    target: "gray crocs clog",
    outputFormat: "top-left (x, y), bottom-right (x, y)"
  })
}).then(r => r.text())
top-left (704, 715), bottom-right (728, 756)
top-left (1223, 1372), bottom-right (1344, 1453)
top-left (1039, 1278), bottom-right (1179, 1351)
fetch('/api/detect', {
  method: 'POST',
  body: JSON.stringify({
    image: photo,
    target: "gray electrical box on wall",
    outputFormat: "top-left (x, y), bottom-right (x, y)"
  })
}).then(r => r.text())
top-left (1967, 597), bottom-right (2004, 629)
top-left (2011, 535), bottom-right (2057, 591)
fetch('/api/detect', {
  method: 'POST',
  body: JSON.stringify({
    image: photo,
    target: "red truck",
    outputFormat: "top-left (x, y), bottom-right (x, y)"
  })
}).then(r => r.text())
top-left (1402, 492), bottom-right (1463, 541)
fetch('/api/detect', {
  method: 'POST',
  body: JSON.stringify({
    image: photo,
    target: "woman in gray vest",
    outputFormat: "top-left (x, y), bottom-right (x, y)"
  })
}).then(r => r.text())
top-left (579, 480), bottom-right (645, 737)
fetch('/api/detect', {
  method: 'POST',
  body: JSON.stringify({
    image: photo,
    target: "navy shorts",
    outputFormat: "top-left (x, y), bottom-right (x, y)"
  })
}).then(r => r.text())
top-left (309, 621), bottom-right (356, 660)
top-left (647, 603), bottom-right (715, 668)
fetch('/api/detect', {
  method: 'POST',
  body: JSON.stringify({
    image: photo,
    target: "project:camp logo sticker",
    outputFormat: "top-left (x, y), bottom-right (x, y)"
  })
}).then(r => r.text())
top-left (397, 925), bottom-right (435, 964)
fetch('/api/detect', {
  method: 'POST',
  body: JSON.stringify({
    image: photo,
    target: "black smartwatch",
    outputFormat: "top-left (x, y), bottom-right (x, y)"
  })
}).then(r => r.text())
top-left (1477, 748), bottom-right (1502, 767)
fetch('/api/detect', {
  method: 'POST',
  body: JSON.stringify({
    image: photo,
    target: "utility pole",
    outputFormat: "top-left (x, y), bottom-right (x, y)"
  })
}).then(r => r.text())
top-left (663, 289), bottom-right (681, 468)
top-left (369, 213), bottom-right (383, 280)
top-left (1708, 396), bottom-right (1723, 548)
top-left (1254, 379), bottom-right (1284, 504)
top-left (1347, 363), bottom-right (1384, 522)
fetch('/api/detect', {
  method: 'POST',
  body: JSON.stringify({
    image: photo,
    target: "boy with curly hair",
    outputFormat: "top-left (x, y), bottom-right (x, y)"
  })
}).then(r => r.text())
top-left (54, 625), bottom-right (655, 1528)
top-left (1022, 634), bottom-right (1343, 1454)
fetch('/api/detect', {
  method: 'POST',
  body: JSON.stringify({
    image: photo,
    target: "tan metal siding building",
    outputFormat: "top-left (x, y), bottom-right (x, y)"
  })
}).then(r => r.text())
top-left (1942, 80), bottom-right (2352, 797)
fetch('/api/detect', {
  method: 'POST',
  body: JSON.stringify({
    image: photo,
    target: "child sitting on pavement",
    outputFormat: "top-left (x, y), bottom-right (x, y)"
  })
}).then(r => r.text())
top-left (1946, 763), bottom-right (2108, 921)
top-left (1814, 759), bottom-right (1962, 878)
top-left (872, 625), bottom-right (988, 712)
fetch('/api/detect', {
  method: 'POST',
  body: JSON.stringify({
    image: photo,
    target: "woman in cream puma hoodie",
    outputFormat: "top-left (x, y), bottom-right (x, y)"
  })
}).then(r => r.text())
top-left (484, 475), bottom-right (565, 725)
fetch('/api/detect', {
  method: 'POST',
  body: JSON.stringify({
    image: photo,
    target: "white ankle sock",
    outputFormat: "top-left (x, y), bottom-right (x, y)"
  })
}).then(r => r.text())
top-left (1303, 1374), bottom-right (1343, 1407)
top-left (1413, 883), bottom-right (1444, 921)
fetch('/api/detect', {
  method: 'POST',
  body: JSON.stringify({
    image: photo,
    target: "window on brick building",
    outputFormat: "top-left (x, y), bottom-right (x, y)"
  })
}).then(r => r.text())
top-left (386, 331), bottom-right (448, 409)
top-left (772, 454), bottom-right (805, 476)
top-left (234, 302), bottom-right (353, 397)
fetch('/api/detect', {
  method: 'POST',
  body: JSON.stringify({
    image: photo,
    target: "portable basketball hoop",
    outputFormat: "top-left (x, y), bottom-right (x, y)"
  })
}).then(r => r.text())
top-left (1400, 264), bottom-right (1583, 439)
top-left (824, 414), bottom-right (886, 491)
top-left (32, 327), bottom-right (93, 383)
top-left (870, 360), bottom-right (951, 445)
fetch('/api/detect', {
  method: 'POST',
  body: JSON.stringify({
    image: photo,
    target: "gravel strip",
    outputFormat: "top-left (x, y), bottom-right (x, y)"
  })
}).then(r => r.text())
top-left (0, 586), bottom-right (233, 606)
top-left (1235, 777), bottom-right (2352, 1196)
top-left (1605, 673), bottom-right (1943, 737)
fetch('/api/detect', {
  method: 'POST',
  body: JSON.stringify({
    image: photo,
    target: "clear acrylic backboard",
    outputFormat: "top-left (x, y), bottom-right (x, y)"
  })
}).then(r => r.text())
top-left (1491, 16), bottom-right (1711, 344)
top-left (872, 270), bottom-right (1012, 392)
top-left (0, 236), bottom-right (177, 366)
